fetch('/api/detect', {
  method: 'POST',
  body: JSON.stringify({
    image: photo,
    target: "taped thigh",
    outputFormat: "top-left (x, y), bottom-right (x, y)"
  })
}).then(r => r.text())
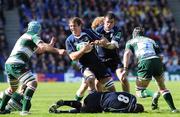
top-left (18, 71), bottom-right (36, 85)
top-left (9, 79), bottom-right (19, 89)
top-left (83, 68), bottom-right (95, 81)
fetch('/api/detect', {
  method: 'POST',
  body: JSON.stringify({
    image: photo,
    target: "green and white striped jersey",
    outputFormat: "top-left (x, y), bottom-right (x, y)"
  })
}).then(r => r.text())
top-left (125, 36), bottom-right (159, 62)
top-left (6, 33), bottom-right (43, 64)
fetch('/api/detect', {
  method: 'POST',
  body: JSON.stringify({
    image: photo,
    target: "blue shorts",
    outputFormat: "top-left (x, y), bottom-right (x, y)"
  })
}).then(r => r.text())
top-left (81, 62), bottom-right (111, 80)
top-left (102, 59), bottom-right (123, 73)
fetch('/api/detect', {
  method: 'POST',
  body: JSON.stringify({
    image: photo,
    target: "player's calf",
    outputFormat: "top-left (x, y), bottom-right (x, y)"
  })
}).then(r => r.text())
top-left (21, 80), bottom-right (37, 114)
top-left (151, 92), bottom-right (160, 110)
top-left (136, 87), bottom-right (160, 110)
top-left (75, 79), bottom-right (88, 101)
top-left (160, 89), bottom-right (177, 112)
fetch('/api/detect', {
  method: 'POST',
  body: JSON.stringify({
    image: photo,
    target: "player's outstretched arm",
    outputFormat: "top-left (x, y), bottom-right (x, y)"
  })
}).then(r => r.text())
top-left (36, 37), bottom-right (57, 54)
top-left (123, 49), bottom-right (132, 69)
top-left (37, 42), bottom-right (66, 55)
top-left (49, 37), bottom-right (57, 47)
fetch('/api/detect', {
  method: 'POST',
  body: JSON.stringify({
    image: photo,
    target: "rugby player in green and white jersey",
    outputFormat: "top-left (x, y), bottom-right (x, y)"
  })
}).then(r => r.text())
top-left (121, 27), bottom-right (178, 112)
top-left (0, 21), bottom-right (66, 115)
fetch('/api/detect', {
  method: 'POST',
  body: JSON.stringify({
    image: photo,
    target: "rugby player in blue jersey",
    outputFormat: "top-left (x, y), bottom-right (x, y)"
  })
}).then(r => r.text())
top-left (75, 13), bottom-right (129, 101)
top-left (94, 12), bottom-right (129, 92)
top-left (49, 91), bottom-right (144, 113)
top-left (65, 17), bottom-right (116, 96)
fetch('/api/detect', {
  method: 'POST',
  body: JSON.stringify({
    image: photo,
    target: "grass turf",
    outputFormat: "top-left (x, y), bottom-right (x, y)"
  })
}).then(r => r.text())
top-left (0, 81), bottom-right (180, 117)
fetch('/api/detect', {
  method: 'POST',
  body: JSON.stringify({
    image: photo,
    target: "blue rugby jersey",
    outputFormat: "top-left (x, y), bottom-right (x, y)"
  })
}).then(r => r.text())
top-left (83, 92), bottom-right (137, 113)
top-left (65, 29), bottom-right (102, 66)
top-left (95, 25), bottom-right (122, 61)
top-left (100, 92), bottom-right (137, 113)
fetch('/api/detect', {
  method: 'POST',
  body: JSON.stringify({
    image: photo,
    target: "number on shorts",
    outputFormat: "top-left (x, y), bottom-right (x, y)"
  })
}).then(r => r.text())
top-left (118, 94), bottom-right (129, 103)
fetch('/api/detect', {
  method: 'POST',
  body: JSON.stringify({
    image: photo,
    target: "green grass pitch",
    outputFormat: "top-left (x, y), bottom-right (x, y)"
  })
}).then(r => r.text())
top-left (0, 81), bottom-right (180, 117)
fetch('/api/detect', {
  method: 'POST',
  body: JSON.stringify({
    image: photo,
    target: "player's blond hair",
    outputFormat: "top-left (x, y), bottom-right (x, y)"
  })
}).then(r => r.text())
top-left (91, 16), bottom-right (104, 30)
top-left (69, 17), bottom-right (84, 26)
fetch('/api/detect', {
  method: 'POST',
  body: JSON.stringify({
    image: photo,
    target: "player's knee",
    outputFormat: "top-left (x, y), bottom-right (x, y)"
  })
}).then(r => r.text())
top-left (85, 75), bottom-right (95, 84)
top-left (9, 86), bottom-right (18, 93)
top-left (120, 77), bottom-right (128, 83)
top-left (27, 80), bottom-right (38, 91)
top-left (5, 87), bottom-right (17, 96)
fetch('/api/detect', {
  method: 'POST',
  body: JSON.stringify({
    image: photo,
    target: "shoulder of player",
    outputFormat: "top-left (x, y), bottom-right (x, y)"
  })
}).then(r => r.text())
top-left (82, 28), bottom-right (101, 37)
top-left (95, 25), bottom-right (104, 33)
top-left (66, 34), bottom-right (75, 41)
top-left (20, 33), bottom-right (39, 40)
top-left (125, 39), bottom-right (136, 47)
top-left (147, 37), bottom-right (155, 42)
top-left (82, 28), bottom-right (96, 33)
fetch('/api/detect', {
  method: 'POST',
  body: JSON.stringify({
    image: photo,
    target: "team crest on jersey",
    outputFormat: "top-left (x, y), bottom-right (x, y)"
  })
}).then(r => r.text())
top-left (115, 32), bottom-right (121, 38)
top-left (74, 36), bottom-right (89, 48)
top-left (82, 36), bottom-right (89, 42)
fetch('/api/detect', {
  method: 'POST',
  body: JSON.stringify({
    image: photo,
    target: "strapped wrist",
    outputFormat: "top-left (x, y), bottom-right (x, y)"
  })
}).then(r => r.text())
top-left (123, 67), bottom-right (128, 71)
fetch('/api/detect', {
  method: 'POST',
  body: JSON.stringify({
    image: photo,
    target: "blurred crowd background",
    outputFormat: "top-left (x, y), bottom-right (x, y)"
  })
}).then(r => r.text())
top-left (0, 0), bottom-right (180, 75)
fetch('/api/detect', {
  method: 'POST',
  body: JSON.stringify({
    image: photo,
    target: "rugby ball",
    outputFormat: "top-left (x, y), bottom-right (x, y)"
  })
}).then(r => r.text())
top-left (76, 42), bottom-right (92, 53)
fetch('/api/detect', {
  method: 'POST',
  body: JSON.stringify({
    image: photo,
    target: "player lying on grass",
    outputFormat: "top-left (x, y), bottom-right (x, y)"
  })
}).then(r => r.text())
top-left (49, 91), bottom-right (144, 113)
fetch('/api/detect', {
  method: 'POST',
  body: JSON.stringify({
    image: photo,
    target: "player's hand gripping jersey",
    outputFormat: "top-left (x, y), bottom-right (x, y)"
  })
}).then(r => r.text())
top-left (66, 29), bottom-right (103, 66)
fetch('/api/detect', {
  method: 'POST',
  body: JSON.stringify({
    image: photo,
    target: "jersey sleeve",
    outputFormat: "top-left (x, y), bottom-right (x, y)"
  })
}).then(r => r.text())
top-left (32, 34), bottom-right (43, 45)
top-left (152, 40), bottom-right (161, 54)
top-left (85, 29), bottom-right (102, 41)
top-left (65, 38), bottom-right (75, 54)
top-left (112, 26), bottom-right (122, 43)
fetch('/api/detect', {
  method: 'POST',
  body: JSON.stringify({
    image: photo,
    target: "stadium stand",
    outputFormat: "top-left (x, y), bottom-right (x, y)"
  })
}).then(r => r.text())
top-left (1, 0), bottom-right (180, 74)
top-left (0, 1), bottom-right (8, 76)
